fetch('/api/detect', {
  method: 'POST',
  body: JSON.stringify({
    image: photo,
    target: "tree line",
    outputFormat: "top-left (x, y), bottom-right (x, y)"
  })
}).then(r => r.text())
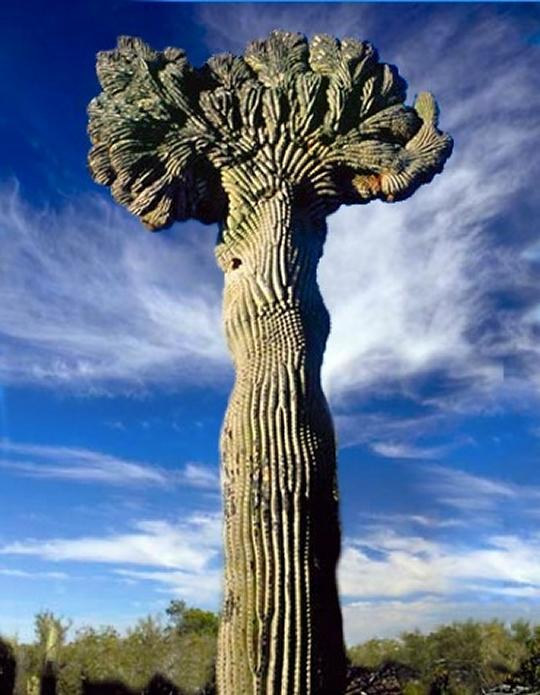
top-left (1, 604), bottom-right (540, 694)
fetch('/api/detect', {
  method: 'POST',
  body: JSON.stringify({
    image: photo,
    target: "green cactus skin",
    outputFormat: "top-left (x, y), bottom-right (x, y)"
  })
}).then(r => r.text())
top-left (87, 30), bottom-right (452, 695)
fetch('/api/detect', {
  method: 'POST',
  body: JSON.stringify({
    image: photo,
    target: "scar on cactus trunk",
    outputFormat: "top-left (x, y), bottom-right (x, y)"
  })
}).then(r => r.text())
top-left (87, 30), bottom-right (452, 694)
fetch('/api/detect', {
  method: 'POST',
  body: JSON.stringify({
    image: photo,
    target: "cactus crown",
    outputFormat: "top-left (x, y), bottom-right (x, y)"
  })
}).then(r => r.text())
top-left (88, 30), bottom-right (452, 230)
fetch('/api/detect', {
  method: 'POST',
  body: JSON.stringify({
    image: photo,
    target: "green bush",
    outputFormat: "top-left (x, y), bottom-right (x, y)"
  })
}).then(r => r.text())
top-left (348, 619), bottom-right (532, 694)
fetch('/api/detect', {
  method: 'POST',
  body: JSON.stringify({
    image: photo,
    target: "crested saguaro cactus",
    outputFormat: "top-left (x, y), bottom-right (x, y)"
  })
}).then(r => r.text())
top-left (87, 31), bottom-right (452, 694)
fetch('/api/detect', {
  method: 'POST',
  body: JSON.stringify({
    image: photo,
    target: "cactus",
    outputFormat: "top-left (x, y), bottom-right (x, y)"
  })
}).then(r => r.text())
top-left (35, 612), bottom-right (63, 695)
top-left (87, 30), bottom-right (452, 694)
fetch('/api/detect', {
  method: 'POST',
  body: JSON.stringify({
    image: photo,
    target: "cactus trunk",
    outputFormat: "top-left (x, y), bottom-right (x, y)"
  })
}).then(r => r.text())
top-left (216, 187), bottom-right (346, 694)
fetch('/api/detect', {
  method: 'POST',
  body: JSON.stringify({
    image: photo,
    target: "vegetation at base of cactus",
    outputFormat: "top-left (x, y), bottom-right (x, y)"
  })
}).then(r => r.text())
top-left (3, 613), bottom-right (540, 694)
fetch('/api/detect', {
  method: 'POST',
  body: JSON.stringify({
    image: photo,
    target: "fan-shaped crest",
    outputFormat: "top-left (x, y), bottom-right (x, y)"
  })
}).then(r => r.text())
top-left (88, 30), bottom-right (452, 230)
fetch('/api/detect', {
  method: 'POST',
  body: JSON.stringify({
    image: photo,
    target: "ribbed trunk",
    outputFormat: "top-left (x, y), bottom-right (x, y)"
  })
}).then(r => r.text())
top-left (216, 186), bottom-right (346, 695)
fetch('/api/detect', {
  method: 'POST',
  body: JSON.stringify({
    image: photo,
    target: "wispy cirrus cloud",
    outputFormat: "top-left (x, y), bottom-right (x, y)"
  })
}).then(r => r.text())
top-left (335, 411), bottom-right (449, 450)
top-left (196, 3), bottom-right (374, 54)
top-left (0, 567), bottom-right (68, 580)
top-left (420, 464), bottom-right (540, 514)
top-left (0, 440), bottom-right (219, 490)
top-left (0, 186), bottom-right (227, 391)
top-left (0, 440), bottom-right (168, 486)
top-left (0, 513), bottom-right (222, 571)
top-left (346, 463), bottom-right (540, 535)
top-left (370, 441), bottom-right (453, 460)
top-left (340, 528), bottom-right (540, 601)
top-left (353, 511), bottom-right (465, 531)
top-left (177, 461), bottom-right (220, 490)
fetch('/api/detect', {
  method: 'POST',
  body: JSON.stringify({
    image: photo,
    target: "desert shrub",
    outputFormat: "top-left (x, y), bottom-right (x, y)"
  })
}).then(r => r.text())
top-left (58, 616), bottom-right (215, 694)
top-left (348, 638), bottom-right (404, 669)
top-left (348, 620), bottom-right (531, 694)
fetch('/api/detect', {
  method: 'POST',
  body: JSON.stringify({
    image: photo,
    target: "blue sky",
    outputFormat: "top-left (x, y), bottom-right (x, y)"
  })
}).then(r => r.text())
top-left (1, 1), bottom-right (540, 645)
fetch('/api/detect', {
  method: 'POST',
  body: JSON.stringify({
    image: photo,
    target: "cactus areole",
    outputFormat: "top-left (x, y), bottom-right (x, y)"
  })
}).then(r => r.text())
top-left (87, 31), bottom-right (452, 694)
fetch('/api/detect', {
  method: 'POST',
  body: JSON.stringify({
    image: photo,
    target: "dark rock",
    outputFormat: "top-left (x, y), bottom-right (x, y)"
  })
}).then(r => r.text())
top-left (142, 674), bottom-right (183, 695)
top-left (81, 679), bottom-right (135, 695)
top-left (345, 660), bottom-right (419, 694)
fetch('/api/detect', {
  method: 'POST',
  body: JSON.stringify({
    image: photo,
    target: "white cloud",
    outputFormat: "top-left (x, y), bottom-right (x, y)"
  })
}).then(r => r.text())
top-left (0, 440), bottom-right (169, 486)
top-left (354, 511), bottom-right (465, 530)
top-left (0, 440), bottom-right (221, 491)
top-left (0, 513), bottom-right (223, 615)
top-left (335, 411), bottom-right (448, 450)
top-left (340, 538), bottom-right (450, 600)
top-left (0, 514), bottom-right (222, 572)
top-left (0, 186), bottom-right (228, 391)
top-left (178, 462), bottom-right (220, 490)
top-left (336, 466), bottom-right (540, 610)
top-left (339, 528), bottom-right (540, 601)
top-left (370, 441), bottom-right (452, 460)
top-left (421, 464), bottom-right (540, 514)
top-left (320, 196), bottom-right (495, 401)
